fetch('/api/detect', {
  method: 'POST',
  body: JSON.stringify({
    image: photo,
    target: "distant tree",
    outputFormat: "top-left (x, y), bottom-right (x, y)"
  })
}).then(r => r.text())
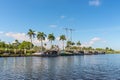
top-left (59, 35), bottom-right (66, 50)
top-left (106, 47), bottom-right (109, 50)
top-left (18, 41), bottom-right (33, 49)
top-left (105, 47), bottom-right (109, 52)
top-left (27, 29), bottom-right (36, 49)
top-left (71, 42), bottom-right (75, 46)
top-left (0, 41), bottom-right (5, 48)
top-left (66, 41), bottom-right (72, 47)
top-left (12, 39), bottom-right (20, 49)
top-left (96, 48), bottom-right (103, 51)
top-left (76, 41), bottom-right (81, 46)
top-left (76, 41), bottom-right (81, 51)
top-left (109, 48), bottom-right (114, 51)
top-left (44, 43), bottom-right (47, 46)
top-left (88, 47), bottom-right (92, 51)
top-left (37, 32), bottom-right (47, 51)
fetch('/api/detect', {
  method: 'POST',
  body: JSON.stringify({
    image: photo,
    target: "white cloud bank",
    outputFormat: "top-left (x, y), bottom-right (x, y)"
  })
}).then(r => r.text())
top-left (89, 0), bottom-right (100, 6)
top-left (5, 32), bottom-right (49, 45)
top-left (1, 32), bottom-right (107, 49)
top-left (81, 37), bottom-right (105, 47)
top-left (49, 24), bottom-right (57, 28)
top-left (60, 15), bottom-right (66, 19)
top-left (6, 32), bottom-right (29, 41)
top-left (0, 31), bottom-right (4, 34)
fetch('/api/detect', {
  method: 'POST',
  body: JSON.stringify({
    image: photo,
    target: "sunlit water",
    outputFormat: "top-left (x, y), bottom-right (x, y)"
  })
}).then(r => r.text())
top-left (0, 54), bottom-right (120, 80)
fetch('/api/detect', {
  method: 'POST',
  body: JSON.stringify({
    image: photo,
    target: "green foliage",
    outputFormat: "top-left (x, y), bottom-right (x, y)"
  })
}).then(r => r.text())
top-left (48, 33), bottom-right (55, 49)
top-left (37, 32), bottom-right (47, 51)
top-left (66, 41), bottom-right (75, 47)
top-left (66, 41), bottom-right (72, 47)
top-left (27, 29), bottom-right (36, 39)
top-left (71, 42), bottom-right (75, 45)
top-left (59, 35), bottom-right (66, 50)
top-left (27, 29), bottom-right (36, 49)
top-left (48, 33), bottom-right (55, 42)
top-left (33, 46), bottom-right (46, 52)
top-left (26, 50), bottom-right (35, 54)
top-left (76, 41), bottom-right (81, 46)
top-left (59, 35), bottom-right (66, 41)
top-left (96, 48), bottom-right (104, 51)
top-left (18, 41), bottom-right (33, 49)
top-left (0, 41), bottom-right (5, 48)
top-left (70, 46), bottom-right (78, 50)
top-left (12, 39), bottom-right (20, 49)
top-left (37, 32), bottom-right (46, 41)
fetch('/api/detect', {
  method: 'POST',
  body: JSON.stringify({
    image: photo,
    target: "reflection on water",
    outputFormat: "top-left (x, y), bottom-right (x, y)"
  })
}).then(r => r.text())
top-left (0, 54), bottom-right (120, 80)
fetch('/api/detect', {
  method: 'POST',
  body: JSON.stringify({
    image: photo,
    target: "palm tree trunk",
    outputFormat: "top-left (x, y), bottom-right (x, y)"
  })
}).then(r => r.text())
top-left (30, 38), bottom-right (32, 49)
top-left (41, 40), bottom-right (43, 52)
top-left (63, 40), bottom-right (64, 50)
top-left (51, 40), bottom-right (52, 49)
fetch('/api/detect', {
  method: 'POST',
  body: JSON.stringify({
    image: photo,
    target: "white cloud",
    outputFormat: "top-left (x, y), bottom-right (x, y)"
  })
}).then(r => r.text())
top-left (60, 15), bottom-right (66, 19)
top-left (49, 24), bottom-right (57, 28)
top-left (5, 32), bottom-right (49, 45)
top-left (56, 37), bottom-right (60, 41)
top-left (0, 31), bottom-right (4, 34)
top-left (32, 38), bottom-right (49, 46)
top-left (5, 32), bottom-right (29, 41)
top-left (89, 0), bottom-right (100, 6)
top-left (102, 40), bottom-right (107, 43)
top-left (81, 37), bottom-right (102, 47)
top-left (91, 37), bottom-right (101, 41)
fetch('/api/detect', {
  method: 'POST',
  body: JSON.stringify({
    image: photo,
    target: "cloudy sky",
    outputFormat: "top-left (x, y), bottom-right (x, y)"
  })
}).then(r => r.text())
top-left (0, 0), bottom-right (120, 50)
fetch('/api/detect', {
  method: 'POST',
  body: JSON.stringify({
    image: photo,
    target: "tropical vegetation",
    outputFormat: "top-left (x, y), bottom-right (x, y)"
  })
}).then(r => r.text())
top-left (0, 29), bottom-right (118, 57)
top-left (59, 35), bottom-right (66, 50)
top-left (37, 32), bottom-right (46, 51)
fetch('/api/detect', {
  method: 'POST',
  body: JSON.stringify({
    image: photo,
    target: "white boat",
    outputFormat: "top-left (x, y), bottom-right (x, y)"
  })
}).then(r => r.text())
top-left (33, 52), bottom-right (44, 55)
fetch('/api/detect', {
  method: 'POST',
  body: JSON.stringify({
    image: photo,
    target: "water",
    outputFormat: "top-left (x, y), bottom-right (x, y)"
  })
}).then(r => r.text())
top-left (0, 54), bottom-right (120, 80)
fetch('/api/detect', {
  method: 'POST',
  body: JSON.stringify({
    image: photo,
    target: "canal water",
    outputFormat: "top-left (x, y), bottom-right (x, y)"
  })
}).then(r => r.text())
top-left (0, 54), bottom-right (120, 80)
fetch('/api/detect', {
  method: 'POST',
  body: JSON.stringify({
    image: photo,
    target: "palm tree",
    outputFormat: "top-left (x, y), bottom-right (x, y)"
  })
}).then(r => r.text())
top-left (59, 35), bottom-right (66, 50)
top-left (48, 33), bottom-right (55, 49)
top-left (27, 29), bottom-right (36, 49)
top-left (37, 32), bottom-right (47, 51)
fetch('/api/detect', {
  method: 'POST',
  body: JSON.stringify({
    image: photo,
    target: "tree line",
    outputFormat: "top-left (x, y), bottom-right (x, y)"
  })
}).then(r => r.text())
top-left (0, 29), bottom-right (115, 54)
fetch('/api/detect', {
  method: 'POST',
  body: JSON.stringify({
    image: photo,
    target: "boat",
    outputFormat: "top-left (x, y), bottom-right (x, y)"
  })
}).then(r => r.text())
top-left (33, 50), bottom-right (59, 57)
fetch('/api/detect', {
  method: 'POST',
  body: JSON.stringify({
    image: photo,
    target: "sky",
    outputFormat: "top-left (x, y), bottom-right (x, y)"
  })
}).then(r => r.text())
top-left (0, 0), bottom-right (120, 50)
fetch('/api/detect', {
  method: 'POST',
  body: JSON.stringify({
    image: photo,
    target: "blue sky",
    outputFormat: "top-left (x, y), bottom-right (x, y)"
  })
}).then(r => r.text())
top-left (0, 0), bottom-right (120, 50)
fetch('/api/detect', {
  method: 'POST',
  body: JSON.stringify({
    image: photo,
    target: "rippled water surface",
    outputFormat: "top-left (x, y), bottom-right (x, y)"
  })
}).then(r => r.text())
top-left (0, 54), bottom-right (120, 80)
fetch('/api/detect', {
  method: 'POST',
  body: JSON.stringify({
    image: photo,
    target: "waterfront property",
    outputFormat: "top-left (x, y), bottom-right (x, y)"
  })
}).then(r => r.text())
top-left (0, 29), bottom-right (115, 57)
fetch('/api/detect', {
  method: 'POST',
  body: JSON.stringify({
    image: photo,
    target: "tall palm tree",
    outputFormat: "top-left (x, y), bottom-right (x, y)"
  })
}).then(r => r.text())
top-left (37, 32), bottom-right (47, 51)
top-left (27, 29), bottom-right (36, 49)
top-left (48, 33), bottom-right (55, 49)
top-left (59, 35), bottom-right (66, 50)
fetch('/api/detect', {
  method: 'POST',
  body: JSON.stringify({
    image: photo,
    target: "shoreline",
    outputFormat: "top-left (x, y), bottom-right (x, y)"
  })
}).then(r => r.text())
top-left (0, 53), bottom-right (106, 57)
